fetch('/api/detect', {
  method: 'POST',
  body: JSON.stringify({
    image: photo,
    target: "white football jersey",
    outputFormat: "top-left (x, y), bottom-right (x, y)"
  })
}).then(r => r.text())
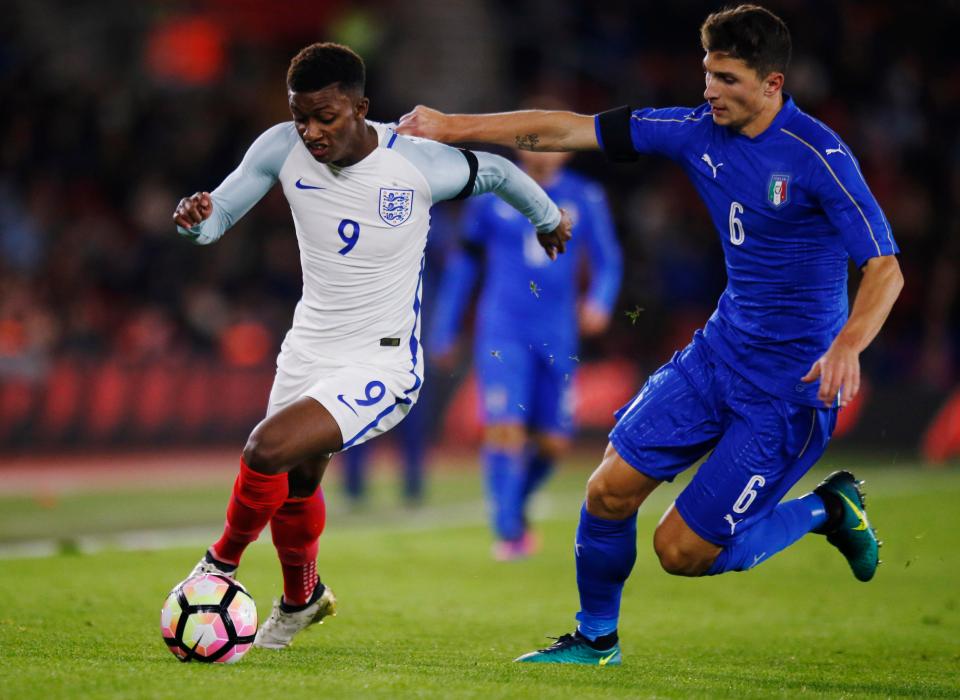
top-left (279, 122), bottom-right (432, 362)
top-left (178, 120), bottom-right (561, 384)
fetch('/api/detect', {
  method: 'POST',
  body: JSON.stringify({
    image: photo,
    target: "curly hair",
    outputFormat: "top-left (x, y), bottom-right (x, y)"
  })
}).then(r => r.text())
top-left (700, 4), bottom-right (791, 78)
top-left (287, 42), bottom-right (365, 94)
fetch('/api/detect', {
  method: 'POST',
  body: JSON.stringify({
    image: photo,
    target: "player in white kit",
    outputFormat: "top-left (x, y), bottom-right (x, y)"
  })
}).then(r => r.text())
top-left (172, 43), bottom-right (572, 649)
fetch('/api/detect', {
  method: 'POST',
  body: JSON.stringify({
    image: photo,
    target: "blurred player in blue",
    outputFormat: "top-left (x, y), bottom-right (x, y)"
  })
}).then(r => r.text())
top-left (399, 4), bottom-right (903, 665)
top-left (430, 145), bottom-right (622, 560)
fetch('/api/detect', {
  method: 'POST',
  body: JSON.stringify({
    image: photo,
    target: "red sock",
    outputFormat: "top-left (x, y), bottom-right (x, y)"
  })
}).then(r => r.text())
top-left (271, 487), bottom-right (327, 606)
top-left (211, 458), bottom-right (289, 565)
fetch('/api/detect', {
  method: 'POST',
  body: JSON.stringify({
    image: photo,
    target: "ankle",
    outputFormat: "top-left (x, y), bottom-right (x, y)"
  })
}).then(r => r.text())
top-left (280, 582), bottom-right (325, 613)
top-left (815, 491), bottom-right (845, 533)
top-left (576, 628), bottom-right (619, 650)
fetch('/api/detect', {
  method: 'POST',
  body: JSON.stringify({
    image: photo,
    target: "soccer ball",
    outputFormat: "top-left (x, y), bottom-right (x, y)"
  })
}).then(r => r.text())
top-left (160, 574), bottom-right (257, 663)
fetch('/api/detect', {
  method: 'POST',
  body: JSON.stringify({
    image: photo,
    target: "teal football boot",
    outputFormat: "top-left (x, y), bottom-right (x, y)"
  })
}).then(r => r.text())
top-left (814, 470), bottom-right (881, 582)
top-left (515, 632), bottom-right (621, 666)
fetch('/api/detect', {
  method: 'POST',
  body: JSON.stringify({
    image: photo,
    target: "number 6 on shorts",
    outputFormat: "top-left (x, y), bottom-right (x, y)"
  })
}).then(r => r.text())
top-left (732, 474), bottom-right (766, 514)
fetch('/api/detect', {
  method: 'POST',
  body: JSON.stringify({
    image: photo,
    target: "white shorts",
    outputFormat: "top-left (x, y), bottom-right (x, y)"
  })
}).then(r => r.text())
top-left (266, 348), bottom-right (422, 451)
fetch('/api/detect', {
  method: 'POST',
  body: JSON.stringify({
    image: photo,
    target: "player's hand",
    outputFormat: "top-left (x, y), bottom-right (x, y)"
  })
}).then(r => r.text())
top-left (801, 338), bottom-right (861, 408)
top-left (537, 208), bottom-right (573, 261)
top-left (397, 105), bottom-right (449, 141)
top-left (578, 301), bottom-right (611, 337)
top-left (173, 192), bottom-right (213, 230)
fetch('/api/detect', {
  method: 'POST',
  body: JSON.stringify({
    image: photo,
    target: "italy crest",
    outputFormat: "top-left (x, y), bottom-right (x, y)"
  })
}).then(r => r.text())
top-left (767, 174), bottom-right (790, 208)
top-left (379, 188), bottom-right (414, 226)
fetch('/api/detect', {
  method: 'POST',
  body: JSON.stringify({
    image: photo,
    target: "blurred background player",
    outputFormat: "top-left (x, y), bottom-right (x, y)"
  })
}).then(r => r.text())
top-left (430, 141), bottom-right (622, 559)
top-left (398, 3), bottom-right (902, 665)
top-left (172, 42), bottom-right (571, 650)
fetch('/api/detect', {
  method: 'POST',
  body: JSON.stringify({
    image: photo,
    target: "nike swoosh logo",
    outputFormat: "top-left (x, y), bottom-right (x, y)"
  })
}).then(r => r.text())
top-left (598, 650), bottom-right (618, 666)
top-left (337, 394), bottom-right (358, 416)
top-left (837, 491), bottom-right (869, 530)
top-left (295, 178), bottom-right (325, 190)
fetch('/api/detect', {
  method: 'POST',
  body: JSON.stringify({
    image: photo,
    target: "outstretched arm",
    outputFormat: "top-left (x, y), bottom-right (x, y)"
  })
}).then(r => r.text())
top-left (802, 255), bottom-right (903, 407)
top-left (172, 123), bottom-right (298, 244)
top-left (390, 133), bottom-right (573, 258)
top-left (397, 106), bottom-right (598, 152)
top-left (471, 151), bottom-right (572, 258)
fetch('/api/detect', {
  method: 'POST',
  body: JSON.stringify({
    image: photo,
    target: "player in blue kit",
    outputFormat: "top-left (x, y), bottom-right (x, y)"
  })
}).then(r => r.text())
top-left (399, 3), bottom-right (904, 665)
top-left (430, 148), bottom-right (622, 559)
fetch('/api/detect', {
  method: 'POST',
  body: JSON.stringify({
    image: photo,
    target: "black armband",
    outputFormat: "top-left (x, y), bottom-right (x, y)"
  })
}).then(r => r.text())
top-left (450, 149), bottom-right (479, 200)
top-left (596, 105), bottom-right (638, 163)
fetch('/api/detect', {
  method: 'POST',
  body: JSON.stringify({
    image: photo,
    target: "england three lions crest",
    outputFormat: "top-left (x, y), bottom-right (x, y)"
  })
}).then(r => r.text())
top-left (379, 188), bottom-right (414, 226)
top-left (767, 173), bottom-right (790, 208)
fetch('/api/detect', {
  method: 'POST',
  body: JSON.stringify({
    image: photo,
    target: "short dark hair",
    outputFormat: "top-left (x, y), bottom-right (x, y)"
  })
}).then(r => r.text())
top-left (287, 42), bottom-right (365, 94)
top-left (700, 4), bottom-right (791, 78)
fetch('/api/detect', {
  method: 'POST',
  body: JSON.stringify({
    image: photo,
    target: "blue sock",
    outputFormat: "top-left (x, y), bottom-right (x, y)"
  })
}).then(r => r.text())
top-left (483, 447), bottom-right (525, 541)
top-left (575, 504), bottom-right (637, 640)
top-left (706, 493), bottom-right (827, 575)
top-left (520, 452), bottom-right (554, 507)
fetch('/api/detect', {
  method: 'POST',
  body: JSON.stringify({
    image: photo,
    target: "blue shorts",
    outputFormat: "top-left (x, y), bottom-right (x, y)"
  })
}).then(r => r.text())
top-left (474, 335), bottom-right (576, 435)
top-left (609, 332), bottom-right (837, 546)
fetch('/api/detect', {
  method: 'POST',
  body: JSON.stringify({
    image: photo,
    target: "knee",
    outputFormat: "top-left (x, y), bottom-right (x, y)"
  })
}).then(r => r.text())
top-left (652, 530), bottom-right (711, 577)
top-left (484, 423), bottom-right (526, 451)
top-left (585, 471), bottom-right (643, 520)
top-left (242, 430), bottom-right (287, 474)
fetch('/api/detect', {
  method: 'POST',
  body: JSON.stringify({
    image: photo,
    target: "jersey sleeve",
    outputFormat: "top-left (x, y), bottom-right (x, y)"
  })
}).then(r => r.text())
top-left (579, 182), bottom-right (623, 313)
top-left (390, 133), bottom-right (561, 233)
top-left (595, 105), bottom-right (704, 161)
top-left (176, 122), bottom-right (298, 245)
top-left (809, 146), bottom-right (898, 267)
top-left (471, 152), bottom-right (561, 233)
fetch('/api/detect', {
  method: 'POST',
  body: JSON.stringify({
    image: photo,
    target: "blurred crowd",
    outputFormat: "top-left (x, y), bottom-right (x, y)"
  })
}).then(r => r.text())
top-left (1, 0), bottom-right (957, 396)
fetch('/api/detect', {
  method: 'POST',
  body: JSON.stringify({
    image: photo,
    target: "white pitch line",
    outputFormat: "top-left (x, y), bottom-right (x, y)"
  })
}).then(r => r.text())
top-left (0, 496), bottom-right (563, 561)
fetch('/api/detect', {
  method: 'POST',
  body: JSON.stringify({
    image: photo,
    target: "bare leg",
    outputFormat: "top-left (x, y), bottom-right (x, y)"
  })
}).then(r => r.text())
top-left (243, 397), bottom-right (344, 475)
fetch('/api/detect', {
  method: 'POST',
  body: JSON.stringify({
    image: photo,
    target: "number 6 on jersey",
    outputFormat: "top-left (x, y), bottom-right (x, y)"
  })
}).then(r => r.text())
top-left (728, 201), bottom-right (745, 246)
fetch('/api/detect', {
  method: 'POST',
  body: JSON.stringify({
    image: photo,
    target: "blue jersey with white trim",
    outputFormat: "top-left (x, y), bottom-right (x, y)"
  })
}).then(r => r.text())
top-left (601, 95), bottom-right (898, 406)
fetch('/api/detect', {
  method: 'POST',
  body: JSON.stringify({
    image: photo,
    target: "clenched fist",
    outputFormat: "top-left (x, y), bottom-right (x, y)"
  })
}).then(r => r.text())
top-left (537, 207), bottom-right (573, 261)
top-left (173, 192), bottom-right (213, 230)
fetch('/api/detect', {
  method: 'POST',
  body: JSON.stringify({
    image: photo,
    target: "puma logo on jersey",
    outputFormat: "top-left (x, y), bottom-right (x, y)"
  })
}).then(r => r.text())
top-left (723, 513), bottom-right (743, 535)
top-left (701, 152), bottom-right (723, 178)
top-left (825, 143), bottom-right (847, 157)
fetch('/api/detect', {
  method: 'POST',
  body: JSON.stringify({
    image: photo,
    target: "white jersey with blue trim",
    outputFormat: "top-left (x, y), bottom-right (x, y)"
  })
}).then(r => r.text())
top-left (177, 120), bottom-right (561, 373)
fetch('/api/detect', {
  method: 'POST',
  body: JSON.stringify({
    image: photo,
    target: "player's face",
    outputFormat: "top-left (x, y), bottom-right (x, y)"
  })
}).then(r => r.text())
top-left (289, 84), bottom-right (370, 166)
top-left (702, 52), bottom-right (774, 134)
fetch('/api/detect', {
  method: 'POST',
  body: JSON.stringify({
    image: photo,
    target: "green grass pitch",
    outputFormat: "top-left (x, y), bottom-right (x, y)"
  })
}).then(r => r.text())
top-left (0, 452), bottom-right (958, 698)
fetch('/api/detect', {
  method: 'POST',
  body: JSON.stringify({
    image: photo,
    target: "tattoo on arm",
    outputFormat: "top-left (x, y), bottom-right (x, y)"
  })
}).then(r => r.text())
top-left (515, 133), bottom-right (540, 151)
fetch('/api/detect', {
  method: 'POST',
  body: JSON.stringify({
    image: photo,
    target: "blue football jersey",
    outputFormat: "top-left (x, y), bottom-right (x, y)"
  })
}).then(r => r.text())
top-left (597, 95), bottom-right (898, 406)
top-left (430, 168), bottom-right (622, 352)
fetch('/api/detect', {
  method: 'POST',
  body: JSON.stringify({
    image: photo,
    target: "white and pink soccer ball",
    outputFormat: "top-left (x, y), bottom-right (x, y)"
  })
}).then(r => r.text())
top-left (160, 573), bottom-right (257, 664)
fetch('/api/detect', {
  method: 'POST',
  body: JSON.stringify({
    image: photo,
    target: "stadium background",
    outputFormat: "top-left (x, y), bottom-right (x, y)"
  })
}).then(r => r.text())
top-left (0, 0), bottom-right (958, 467)
top-left (1, 3), bottom-right (959, 697)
